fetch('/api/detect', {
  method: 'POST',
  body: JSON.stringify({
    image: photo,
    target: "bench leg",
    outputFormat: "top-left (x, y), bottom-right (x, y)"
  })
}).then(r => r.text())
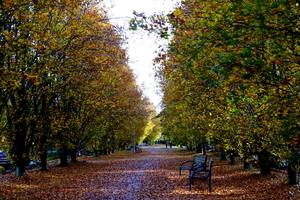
top-left (189, 177), bottom-right (212, 192)
top-left (209, 177), bottom-right (212, 192)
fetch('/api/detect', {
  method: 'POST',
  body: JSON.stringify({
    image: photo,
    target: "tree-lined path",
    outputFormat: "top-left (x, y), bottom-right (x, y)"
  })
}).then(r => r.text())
top-left (0, 145), bottom-right (300, 199)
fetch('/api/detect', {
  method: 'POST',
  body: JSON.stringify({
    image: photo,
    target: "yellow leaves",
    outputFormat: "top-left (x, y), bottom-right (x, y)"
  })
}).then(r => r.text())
top-left (2, 30), bottom-right (11, 40)
top-left (41, 12), bottom-right (49, 18)
top-left (173, 7), bottom-right (183, 17)
top-left (184, 30), bottom-right (194, 36)
top-left (99, 22), bottom-right (110, 28)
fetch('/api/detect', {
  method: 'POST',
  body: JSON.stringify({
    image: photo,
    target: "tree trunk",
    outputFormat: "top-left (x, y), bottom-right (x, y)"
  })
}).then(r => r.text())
top-left (39, 151), bottom-right (48, 171)
top-left (202, 141), bottom-right (206, 155)
top-left (230, 155), bottom-right (237, 165)
top-left (39, 94), bottom-right (50, 171)
top-left (229, 150), bottom-right (238, 165)
top-left (70, 150), bottom-right (78, 162)
top-left (196, 144), bottom-right (201, 153)
top-left (288, 166), bottom-right (299, 185)
top-left (103, 148), bottom-right (107, 155)
top-left (93, 150), bottom-right (99, 157)
top-left (258, 150), bottom-right (271, 175)
top-left (220, 154), bottom-right (227, 160)
top-left (244, 160), bottom-right (251, 170)
top-left (58, 147), bottom-right (69, 166)
top-left (15, 166), bottom-right (26, 176)
top-left (13, 121), bottom-right (30, 176)
top-left (242, 142), bottom-right (251, 170)
top-left (220, 148), bottom-right (227, 160)
top-left (186, 144), bottom-right (193, 151)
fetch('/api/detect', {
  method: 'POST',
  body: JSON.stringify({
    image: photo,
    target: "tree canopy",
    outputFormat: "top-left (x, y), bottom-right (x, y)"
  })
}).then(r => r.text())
top-left (131, 0), bottom-right (300, 184)
top-left (0, 0), bottom-right (158, 175)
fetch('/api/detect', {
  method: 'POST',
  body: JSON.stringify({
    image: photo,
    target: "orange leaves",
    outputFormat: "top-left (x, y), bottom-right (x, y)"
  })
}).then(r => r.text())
top-left (0, 147), bottom-right (299, 199)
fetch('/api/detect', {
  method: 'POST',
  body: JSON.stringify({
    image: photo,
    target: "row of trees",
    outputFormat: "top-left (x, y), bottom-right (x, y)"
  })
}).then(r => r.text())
top-left (0, 0), bottom-right (158, 176)
top-left (132, 0), bottom-right (300, 184)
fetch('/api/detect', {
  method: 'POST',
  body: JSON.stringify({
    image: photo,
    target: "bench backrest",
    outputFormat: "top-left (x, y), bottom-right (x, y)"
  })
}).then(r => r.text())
top-left (207, 158), bottom-right (213, 171)
top-left (193, 155), bottom-right (207, 165)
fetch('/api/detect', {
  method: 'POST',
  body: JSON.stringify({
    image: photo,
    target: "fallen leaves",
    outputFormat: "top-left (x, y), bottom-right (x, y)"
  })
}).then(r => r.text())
top-left (0, 145), bottom-right (299, 199)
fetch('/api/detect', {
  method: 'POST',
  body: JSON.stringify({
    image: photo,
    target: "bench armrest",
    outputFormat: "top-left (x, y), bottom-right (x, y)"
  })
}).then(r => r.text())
top-left (180, 160), bottom-right (193, 168)
top-left (191, 163), bottom-right (206, 171)
top-left (190, 169), bottom-right (211, 179)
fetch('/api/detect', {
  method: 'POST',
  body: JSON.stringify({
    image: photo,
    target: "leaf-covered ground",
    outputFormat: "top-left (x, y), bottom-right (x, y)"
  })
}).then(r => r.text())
top-left (0, 145), bottom-right (299, 199)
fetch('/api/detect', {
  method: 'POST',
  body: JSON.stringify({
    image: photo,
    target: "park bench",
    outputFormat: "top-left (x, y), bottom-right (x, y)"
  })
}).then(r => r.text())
top-left (0, 159), bottom-right (12, 170)
top-left (135, 146), bottom-right (142, 153)
top-left (179, 154), bottom-right (207, 176)
top-left (189, 158), bottom-right (213, 192)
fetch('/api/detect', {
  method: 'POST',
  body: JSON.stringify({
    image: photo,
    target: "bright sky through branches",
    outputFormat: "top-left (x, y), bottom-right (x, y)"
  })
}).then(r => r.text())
top-left (103, 0), bottom-right (181, 112)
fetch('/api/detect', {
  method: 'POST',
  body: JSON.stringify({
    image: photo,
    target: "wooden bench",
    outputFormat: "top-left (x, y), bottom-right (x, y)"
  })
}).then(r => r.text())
top-left (189, 158), bottom-right (213, 192)
top-left (179, 154), bottom-right (207, 176)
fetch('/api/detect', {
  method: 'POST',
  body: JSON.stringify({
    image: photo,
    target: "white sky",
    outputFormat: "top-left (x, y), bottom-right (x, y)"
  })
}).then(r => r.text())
top-left (102, 0), bottom-right (181, 112)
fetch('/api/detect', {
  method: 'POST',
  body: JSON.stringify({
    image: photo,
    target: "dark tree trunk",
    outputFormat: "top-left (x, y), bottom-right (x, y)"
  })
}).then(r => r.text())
top-left (244, 160), bottom-right (251, 170)
top-left (93, 150), bottom-right (99, 157)
top-left (13, 120), bottom-right (29, 176)
top-left (242, 142), bottom-right (251, 170)
top-left (58, 146), bottom-right (68, 166)
top-left (229, 150), bottom-right (238, 165)
top-left (230, 155), bottom-right (237, 165)
top-left (220, 154), bottom-right (227, 160)
top-left (39, 94), bottom-right (50, 171)
top-left (220, 148), bottom-right (227, 160)
top-left (10, 95), bottom-right (31, 176)
top-left (259, 165), bottom-right (271, 175)
top-left (38, 132), bottom-right (49, 171)
top-left (288, 166), bottom-right (299, 185)
top-left (70, 150), bottom-right (78, 162)
top-left (186, 144), bottom-right (193, 151)
top-left (196, 144), bottom-right (201, 153)
top-left (39, 151), bottom-right (48, 171)
top-left (258, 150), bottom-right (271, 175)
top-left (15, 166), bottom-right (27, 176)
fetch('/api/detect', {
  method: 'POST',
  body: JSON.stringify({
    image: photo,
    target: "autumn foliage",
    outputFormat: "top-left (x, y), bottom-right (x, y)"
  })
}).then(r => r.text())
top-left (130, 0), bottom-right (300, 184)
top-left (0, 0), bottom-right (158, 175)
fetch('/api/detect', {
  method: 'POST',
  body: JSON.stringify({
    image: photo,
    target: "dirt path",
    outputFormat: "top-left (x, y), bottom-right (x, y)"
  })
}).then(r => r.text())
top-left (1, 145), bottom-right (202, 200)
top-left (67, 146), bottom-right (191, 200)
